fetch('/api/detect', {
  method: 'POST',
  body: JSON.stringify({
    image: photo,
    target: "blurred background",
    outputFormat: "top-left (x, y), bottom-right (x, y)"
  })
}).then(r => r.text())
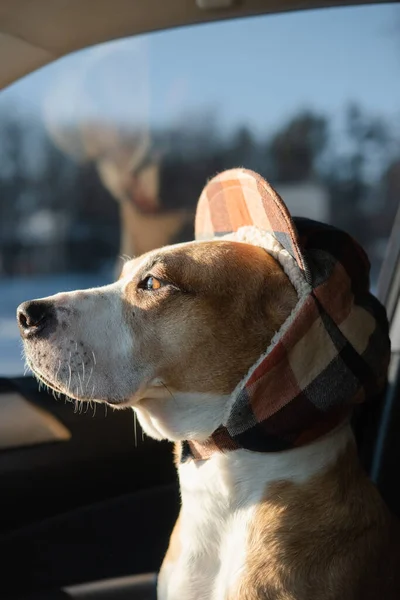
top-left (1, 4), bottom-right (400, 375)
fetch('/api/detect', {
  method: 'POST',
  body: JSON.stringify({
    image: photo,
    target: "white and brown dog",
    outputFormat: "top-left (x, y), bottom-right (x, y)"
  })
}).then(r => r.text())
top-left (18, 169), bottom-right (400, 599)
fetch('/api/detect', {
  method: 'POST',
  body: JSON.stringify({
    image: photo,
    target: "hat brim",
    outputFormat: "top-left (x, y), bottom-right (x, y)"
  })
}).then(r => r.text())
top-left (195, 168), bottom-right (308, 275)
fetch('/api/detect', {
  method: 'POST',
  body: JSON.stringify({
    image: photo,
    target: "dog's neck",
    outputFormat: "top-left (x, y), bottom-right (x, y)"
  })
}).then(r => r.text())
top-left (177, 421), bottom-right (353, 508)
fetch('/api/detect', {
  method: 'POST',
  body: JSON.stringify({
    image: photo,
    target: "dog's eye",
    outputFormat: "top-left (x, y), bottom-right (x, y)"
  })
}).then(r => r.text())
top-left (140, 276), bottom-right (163, 291)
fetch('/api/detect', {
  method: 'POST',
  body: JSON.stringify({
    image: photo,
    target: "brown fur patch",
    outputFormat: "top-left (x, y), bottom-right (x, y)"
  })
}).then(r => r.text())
top-left (231, 444), bottom-right (400, 600)
top-left (173, 442), bottom-right (182, 467)
top-left (162, 513), bottom-right (182, 567)
top-left (121, 240), bottom-right (297, 396)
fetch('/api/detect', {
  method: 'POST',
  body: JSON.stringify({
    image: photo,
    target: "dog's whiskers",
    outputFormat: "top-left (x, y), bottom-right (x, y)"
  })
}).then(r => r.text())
top-left (86, 366), bottom-right (93, 392)
top-left (77, 371), bottom-right (84, 397)
top-left (82, 359), bottom-right (86, 391)
top-left (161, 382), bottom-right (178, 406)
top-left (55, 359), bottom-right (62, 382)
top-left (68, 353), bottom-right (72, 392)
top-left (134, 411), bottom-right (137, 448)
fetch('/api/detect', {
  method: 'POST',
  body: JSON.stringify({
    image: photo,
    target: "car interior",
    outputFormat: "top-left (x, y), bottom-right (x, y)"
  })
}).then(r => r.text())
top-left (0, 1), bottom-right (400, 598)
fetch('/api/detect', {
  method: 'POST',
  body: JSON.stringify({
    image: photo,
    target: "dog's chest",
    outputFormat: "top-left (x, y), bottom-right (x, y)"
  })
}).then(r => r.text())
top-left (158, 426), bottom-right (353, 600)
top-left (158, 453), bottom-right (264, 600)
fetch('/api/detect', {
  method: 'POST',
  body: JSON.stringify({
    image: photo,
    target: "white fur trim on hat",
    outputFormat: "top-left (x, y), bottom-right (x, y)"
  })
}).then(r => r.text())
top-left (219, 225), bottom-right (312, 425)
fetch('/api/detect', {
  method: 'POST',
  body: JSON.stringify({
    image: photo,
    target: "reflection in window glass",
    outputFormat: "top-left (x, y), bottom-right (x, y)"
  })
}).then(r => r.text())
top-left (1, 4), bottom-right (400, 374)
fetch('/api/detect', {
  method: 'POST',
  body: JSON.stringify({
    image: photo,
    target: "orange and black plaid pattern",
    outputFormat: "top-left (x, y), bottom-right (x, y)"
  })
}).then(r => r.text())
top-left (181, 168), bottom-right (390, 462)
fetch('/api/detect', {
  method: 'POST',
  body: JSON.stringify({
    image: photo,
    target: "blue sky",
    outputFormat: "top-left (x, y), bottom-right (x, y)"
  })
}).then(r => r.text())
top-left (1, 4), bottom-right (400, 138)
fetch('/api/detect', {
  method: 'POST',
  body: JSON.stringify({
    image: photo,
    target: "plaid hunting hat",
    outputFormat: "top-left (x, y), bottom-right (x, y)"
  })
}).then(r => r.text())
top-left (181, 168), bottom-right (391, 461)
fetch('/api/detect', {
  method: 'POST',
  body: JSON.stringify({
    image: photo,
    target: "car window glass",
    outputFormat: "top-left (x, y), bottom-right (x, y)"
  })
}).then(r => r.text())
top-left (1, 4), bottom-right (399, 375)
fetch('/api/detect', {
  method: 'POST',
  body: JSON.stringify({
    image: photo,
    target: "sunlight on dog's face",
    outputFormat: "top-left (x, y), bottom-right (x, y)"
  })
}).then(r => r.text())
top-left (17, 241), bottom-right (296, 441)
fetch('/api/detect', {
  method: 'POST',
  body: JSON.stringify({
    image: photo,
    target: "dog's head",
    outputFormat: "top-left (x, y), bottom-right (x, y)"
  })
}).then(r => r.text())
top-left (17, 240), bottom-right (297, 441)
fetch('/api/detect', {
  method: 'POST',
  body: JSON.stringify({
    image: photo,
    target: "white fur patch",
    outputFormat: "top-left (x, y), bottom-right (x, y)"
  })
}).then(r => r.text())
top-left (159, 422), bottom-right (353, 600)
top-left (23, 280), bottom-right (139, 403)
top-left (134, 390), bottom-right (231, 442)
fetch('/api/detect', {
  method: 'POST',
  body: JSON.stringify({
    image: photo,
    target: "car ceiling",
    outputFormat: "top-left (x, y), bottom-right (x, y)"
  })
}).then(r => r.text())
top-left (0, 0), bottom-right (387, 91)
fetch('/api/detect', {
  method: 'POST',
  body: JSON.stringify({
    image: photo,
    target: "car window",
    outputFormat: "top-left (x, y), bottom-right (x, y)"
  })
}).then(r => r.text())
top-left (1, 4), bottom-right (399, 375)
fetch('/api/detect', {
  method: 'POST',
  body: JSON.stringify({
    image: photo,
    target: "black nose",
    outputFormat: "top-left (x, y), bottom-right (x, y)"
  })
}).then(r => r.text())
top-left (17, 301), bottom-right (54, 338)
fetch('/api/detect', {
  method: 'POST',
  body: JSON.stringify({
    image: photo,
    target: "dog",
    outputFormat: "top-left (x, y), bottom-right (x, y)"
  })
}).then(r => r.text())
top-left (18, 169), bottom-right (400, 599)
